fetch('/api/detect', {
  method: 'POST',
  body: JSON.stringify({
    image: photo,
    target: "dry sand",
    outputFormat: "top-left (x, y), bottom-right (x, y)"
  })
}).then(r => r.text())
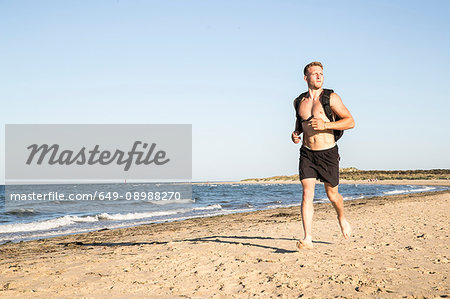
top-left (0, 189), bottom-right (449, 298)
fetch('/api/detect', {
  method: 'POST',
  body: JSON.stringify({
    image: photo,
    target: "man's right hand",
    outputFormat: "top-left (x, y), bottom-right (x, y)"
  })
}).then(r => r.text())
top-left (291, 131), bottom-right (301, 144)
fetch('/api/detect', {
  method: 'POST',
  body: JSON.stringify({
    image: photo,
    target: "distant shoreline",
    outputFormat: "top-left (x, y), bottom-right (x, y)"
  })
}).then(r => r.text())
top-left (238, 169), bottom-right (449, 183)
top-left (194, 179), bottom-right (450, 187)
top-left (223, 169), bottom-right (450, 186)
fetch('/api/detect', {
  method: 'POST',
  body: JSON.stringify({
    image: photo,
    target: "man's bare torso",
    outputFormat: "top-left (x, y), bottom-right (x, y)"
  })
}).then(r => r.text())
top-left (298, 92), bottom-right (335, 150)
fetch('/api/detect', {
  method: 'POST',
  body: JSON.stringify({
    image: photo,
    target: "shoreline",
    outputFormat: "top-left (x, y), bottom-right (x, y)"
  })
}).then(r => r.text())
top-left (1, 189), bottom-right (449, 297)
top-left (1, 183), bottom-right (448, 245)
top-left (1, 183), bottom-right (449, 245)
top-left (195, 179), bottom-right (450, 186)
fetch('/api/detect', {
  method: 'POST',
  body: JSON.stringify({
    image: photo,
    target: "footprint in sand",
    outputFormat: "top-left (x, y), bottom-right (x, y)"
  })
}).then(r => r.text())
top-left (296, 240), bottom-right (314, 250)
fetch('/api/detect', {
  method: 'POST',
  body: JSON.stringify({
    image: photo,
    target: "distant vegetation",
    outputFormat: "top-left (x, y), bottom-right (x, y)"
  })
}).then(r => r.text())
top-left (241, 168), bottom-right (450, 182)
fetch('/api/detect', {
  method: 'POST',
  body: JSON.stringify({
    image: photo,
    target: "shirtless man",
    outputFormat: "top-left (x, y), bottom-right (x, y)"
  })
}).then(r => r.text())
top-left (291, 61), bottom-right (355, 249)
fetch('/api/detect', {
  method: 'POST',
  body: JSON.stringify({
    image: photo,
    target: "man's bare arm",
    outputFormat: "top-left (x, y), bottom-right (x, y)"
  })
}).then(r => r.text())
top-left (325, 93), bottom-right (355, 130)
top-left (311, 93), bottom-right (355, 131)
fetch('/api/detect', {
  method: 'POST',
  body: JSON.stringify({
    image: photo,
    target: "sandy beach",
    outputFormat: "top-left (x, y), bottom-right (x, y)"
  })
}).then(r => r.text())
top-left (1, 187), bottom-right (449, 298)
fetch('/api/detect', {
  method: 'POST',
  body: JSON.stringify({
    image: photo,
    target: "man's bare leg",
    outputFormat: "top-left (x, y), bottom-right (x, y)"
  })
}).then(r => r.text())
top-left (297, 178), bottom-right (316, 249)
top-left (324, 183), bottom-right (352, 239)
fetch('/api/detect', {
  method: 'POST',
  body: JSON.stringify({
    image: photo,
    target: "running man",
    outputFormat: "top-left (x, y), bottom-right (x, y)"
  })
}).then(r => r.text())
top-left (291, 61), bottom-right (355, 249)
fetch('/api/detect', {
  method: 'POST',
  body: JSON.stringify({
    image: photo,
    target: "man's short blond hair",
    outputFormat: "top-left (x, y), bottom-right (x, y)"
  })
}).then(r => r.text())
top-left (303, 61), bottom-right (323, 76)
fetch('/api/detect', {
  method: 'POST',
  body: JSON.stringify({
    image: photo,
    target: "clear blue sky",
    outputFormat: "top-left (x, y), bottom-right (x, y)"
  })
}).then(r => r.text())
top-left (1, 0), bottom-right (449, 182)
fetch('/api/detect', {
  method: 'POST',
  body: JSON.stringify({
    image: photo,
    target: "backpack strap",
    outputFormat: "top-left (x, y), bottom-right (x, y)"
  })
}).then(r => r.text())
top-left (320, 89), bottom-right (344, 141)
top-left (294, 92), bottom-right (308, 133)
top-left (320, 89), bottom-right (334, 122)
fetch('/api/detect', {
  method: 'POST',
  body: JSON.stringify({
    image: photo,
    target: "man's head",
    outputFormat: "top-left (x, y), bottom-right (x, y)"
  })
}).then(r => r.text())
top-left (303, 61), bottom-right (324, 90)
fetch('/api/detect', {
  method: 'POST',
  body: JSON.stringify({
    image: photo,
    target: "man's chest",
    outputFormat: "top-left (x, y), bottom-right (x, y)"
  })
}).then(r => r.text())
top-left (299, 99), bottom-right (331, 122)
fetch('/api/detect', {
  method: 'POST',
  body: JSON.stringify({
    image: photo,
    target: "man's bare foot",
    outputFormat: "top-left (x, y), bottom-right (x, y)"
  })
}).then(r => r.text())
top-left (296, 239), bottom-right (314, 250)
top-left (339, 218), bottom-right (352, 239)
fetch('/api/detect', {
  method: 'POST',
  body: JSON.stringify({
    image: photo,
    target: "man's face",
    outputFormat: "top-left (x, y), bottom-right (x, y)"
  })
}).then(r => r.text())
top-left (304, 66), bottom-right (324, 90)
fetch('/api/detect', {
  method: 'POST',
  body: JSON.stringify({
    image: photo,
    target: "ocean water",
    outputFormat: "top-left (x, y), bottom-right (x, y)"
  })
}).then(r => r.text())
top-left (0, 183), bottom-right (448, 244)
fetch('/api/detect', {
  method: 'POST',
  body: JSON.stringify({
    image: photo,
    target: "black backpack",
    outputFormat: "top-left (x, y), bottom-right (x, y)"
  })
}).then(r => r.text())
top-left (293, 88), bottom-right (343, 141)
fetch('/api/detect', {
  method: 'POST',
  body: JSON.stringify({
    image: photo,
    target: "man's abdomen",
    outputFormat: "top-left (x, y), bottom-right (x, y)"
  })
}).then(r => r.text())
top-left (302, 130), bottom-right (336, 151)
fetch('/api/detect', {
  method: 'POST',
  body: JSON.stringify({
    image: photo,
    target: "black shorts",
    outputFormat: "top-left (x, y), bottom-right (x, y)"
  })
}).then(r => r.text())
top-left (299, 145), bottom-right (340, 187)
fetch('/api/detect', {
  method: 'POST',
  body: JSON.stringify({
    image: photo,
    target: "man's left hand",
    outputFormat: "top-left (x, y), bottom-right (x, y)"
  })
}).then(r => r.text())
top-left (311, 117), bottom-right (326, 131)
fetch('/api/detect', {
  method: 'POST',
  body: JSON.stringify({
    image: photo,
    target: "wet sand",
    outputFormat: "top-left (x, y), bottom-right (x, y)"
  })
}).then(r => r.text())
top-left (0, 190), bottom-right (449, 298)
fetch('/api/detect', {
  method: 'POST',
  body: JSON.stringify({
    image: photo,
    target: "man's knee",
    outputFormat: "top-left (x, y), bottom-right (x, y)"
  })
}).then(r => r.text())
top-left (325, 186), bottom-right (341, 203)
top-left (301, 179), bottom-right (315, 198)
top-left (327, 191), bottom-right (341, 203)
top-left (302, 188), bottom-right (314, 201)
